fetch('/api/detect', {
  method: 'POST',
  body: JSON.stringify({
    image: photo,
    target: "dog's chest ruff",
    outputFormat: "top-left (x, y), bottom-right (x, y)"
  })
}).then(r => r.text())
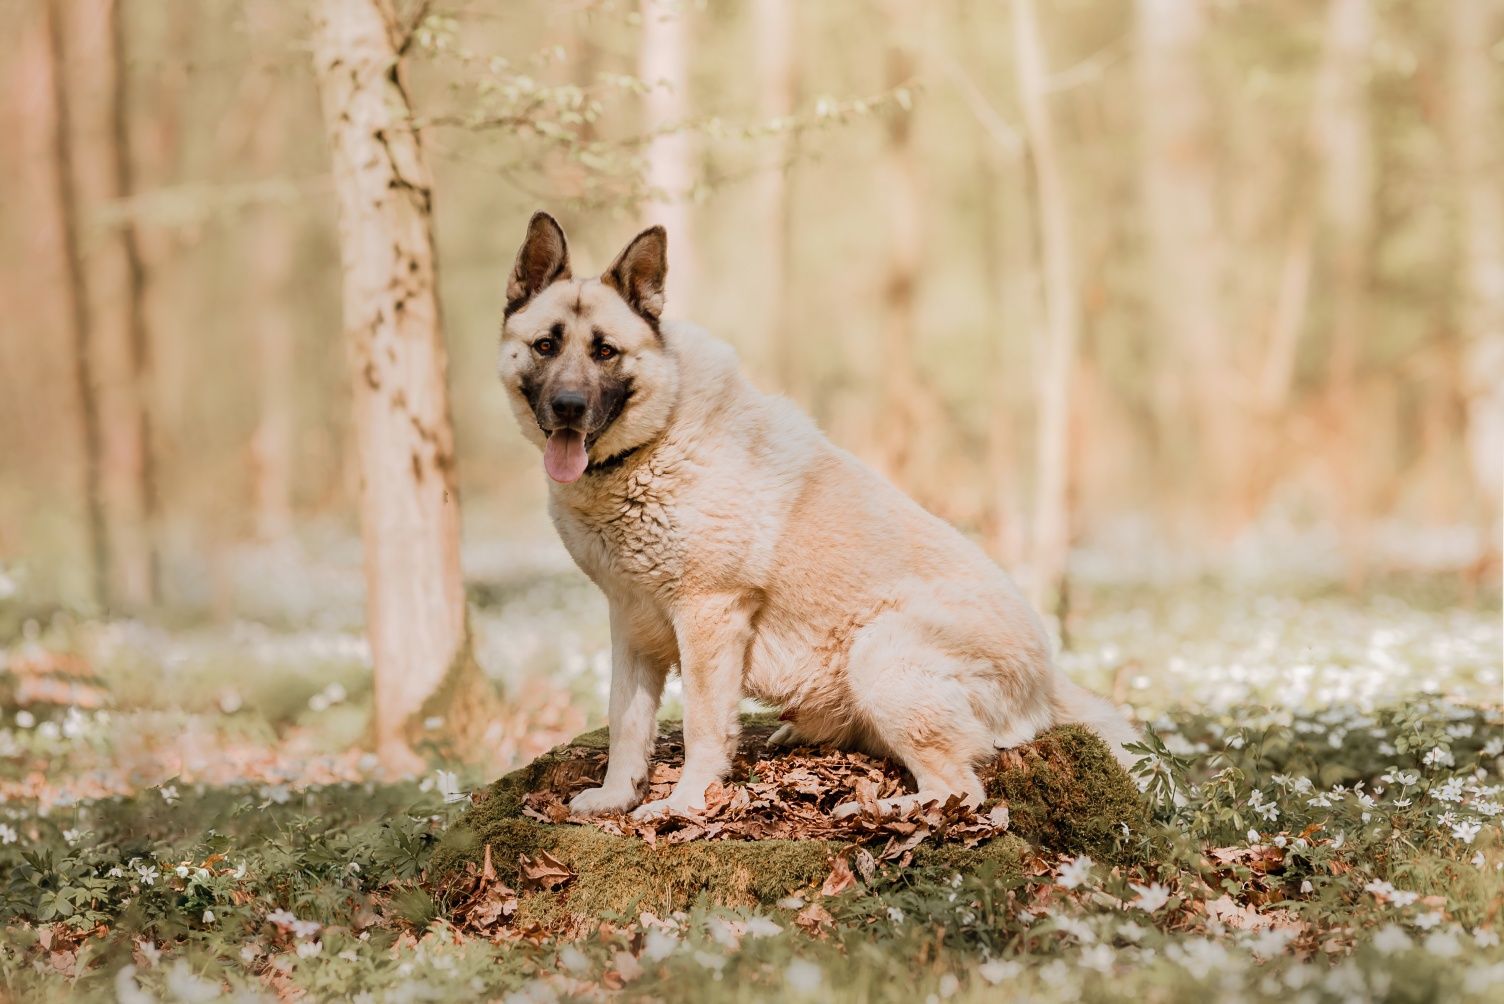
top-left (555, 457), bottom-right (686, 591)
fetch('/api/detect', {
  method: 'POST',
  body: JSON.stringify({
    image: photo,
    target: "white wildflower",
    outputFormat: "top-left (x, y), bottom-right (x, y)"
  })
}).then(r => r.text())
top-left (558, 945), bottom-right (591, 976)
top-left (642, 927), bottom-right (678, 962)
top-left (1371, 924), bottom-right (1411, 955)
top-left (785, 958), bottom-right (824, 995)
top-left (1128, 882), bottom-right (1171, 913)
top-left (745, 916), bottom-right (782, 938)
top-left (1056, 854), bottom-right (1093, 889)
top-left (978, 958), bottom-right (1021, 985)
top-left (1412, 911), bottom-right (1444, 930)
top-left (296, 940), bottom-right (322, 959)
top-left (1424, 748), bottom-right (1456, 769)
top-left (1423, 930), bottom-right (1463, 958)
top-left (1452, 820), bottom-right (1483, 844)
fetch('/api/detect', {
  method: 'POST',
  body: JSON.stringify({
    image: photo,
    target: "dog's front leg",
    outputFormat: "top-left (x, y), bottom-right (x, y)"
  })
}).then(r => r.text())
top-left (569, 603), bottom-right (667, 815)
top-left (633, 593), bottom-right (752, 818)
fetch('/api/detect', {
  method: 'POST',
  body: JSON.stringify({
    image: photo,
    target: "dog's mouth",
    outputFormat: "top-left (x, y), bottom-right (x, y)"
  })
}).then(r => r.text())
top-left (542, 428), bottom-right (588, 484)
top-left (534, 383), bottom-right (633, 485)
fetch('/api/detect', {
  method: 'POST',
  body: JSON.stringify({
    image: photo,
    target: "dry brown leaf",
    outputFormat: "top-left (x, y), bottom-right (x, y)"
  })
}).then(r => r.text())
top-left (821, 854), bottom-right (857, 897)
top-left (518, 851), bottom-right (575, 892)
top-left (795, 901), bottom-right (834, 932)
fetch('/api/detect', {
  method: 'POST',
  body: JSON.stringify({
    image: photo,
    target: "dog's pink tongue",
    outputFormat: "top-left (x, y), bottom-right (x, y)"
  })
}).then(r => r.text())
top-left (544, 430), bottom-right (588, 483)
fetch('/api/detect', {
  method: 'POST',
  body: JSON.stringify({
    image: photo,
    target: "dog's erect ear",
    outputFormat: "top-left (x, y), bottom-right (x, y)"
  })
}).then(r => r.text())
top-left (602, 226), bottom-right (668, 324)
top-left (506, 212), bottom-right (571, 315)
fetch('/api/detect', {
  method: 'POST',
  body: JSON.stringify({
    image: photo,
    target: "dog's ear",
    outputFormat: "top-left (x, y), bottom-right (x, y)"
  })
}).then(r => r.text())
top-left (602, 226), bottom-right (668, 324)
top-left (506, 212), bottom-right (571, 315)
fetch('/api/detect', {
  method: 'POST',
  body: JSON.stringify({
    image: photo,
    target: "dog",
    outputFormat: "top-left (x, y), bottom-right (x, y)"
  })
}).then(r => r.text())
top-left (498, 211), bottom-right (1139, 818)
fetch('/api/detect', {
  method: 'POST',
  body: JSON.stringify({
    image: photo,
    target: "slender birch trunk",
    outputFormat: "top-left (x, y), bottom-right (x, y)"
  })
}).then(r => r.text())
top-left (755, 0), bottom-right (798, 395)
top-left (638, 0), bottom-right (696, 314)
top-left (311, 0), bottom-right (501, 771)
top-left (1449, 0), bottom-right (1504, 572)
top-left (1013, 0), bottom-right (1079, 623)
top-left (44, 0), bottom-right (109, 608)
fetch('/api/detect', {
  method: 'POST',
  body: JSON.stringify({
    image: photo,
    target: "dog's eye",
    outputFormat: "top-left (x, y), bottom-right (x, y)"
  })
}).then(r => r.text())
top-left (593, 343), bottom-right (617, 362)
top-left (533, 338), bottom-right (558, 356)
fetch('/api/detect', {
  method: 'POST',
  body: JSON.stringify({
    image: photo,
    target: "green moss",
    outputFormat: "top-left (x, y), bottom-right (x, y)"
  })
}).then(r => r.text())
top-left (432, 716), bottom-right (1142, 925)
top-left (981, 724), bottom-right (1147, 860)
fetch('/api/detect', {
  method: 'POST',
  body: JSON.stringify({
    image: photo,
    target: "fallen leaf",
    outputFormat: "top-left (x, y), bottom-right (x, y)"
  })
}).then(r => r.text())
top-left (518, 851), bottom-right (575, 892)
top-left (821, 854), bottom-right (856, 897)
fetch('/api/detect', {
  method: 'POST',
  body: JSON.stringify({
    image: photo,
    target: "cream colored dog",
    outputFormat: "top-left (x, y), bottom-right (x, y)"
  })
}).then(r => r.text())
top-left (498, 212), bottom-right (1138, 818)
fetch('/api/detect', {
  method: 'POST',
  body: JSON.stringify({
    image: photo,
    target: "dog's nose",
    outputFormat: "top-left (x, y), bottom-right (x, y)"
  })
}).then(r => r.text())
top-left (550, 390), bottom-right (587, 425)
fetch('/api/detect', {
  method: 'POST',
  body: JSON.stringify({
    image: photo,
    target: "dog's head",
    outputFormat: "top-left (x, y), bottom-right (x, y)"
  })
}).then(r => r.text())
top-left (498, 212), bottom-right (680, 484)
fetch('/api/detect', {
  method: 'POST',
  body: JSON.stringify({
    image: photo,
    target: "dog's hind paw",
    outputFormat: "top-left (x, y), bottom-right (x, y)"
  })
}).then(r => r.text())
top-left (568, 785), bottom-right (639, 816)
top-left (765, 723), bottom-right (801, 748)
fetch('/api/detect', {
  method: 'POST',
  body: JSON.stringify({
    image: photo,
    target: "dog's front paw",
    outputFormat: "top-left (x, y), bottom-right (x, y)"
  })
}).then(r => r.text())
top-left (568, 784), bottom-right (639, 816)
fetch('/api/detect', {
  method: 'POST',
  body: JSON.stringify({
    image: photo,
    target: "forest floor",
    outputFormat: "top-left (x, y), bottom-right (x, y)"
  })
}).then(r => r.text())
top-left (0, 551), bottom-right (1500, 1002)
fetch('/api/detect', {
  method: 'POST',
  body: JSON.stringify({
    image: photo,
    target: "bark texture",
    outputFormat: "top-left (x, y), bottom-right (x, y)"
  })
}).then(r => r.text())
top-left (311, 0), bottom-right (500, 770)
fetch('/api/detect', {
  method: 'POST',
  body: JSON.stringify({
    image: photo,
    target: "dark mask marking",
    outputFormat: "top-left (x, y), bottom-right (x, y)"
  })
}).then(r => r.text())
top-left (585, 375), bottom-right (634, 449)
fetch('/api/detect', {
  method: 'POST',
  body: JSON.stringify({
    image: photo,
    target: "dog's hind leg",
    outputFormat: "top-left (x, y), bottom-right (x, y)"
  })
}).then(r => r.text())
top-left (831, 614), bottom-right (993, 818)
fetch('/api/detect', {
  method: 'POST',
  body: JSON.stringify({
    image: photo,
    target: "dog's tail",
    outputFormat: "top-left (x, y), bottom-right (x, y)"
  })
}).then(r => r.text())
top-left (1052, 676), bottom-right (1141, 770)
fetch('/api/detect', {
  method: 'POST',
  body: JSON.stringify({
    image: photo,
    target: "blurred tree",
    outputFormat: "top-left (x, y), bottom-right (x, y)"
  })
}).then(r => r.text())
top-left (1134, 0), bottom-right (1236, 527)
top-left (43, 0), bottom-right (108, 608)
top-left (105, 0), bottom-right (160, 605)
top-left (1013, 0), bottom-right (1080, 624)
top-left (754, 0), bottom-right (798, 395)
top-left (638, 0), bottom-right (697, 314)
top-left (312, 0), bottom-right (503, 771)
top-left (1449, 0), bottom-right (1504, 576)
top-left (247, 0), bottom-right (296, 541)
top-left (1314, 0), bottom-right (1376, 585)
top-left (876, 0), bottom-right (925, 486)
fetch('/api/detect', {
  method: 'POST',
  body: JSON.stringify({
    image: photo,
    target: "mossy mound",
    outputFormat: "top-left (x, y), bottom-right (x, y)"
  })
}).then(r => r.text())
top-left (432, 715), bottom-right (1142, 923)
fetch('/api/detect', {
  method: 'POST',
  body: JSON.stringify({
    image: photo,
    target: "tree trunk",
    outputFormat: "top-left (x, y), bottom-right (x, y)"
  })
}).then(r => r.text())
top-left (754, 0), bottom-right (798, 396)
top-left (1134, 0), bottom-right (1233, 529)
top-left (1313, 0), bottom-right (1375, 586)
top-left (106, 0), bottom-right (160, 606)
top-left (876, 0), bottom-right (925, 486)
top-left (248, 183), bottom-right (297, 542)
top-left (638, 0), bottom-right (696, 315)
top-left (1013, 0), bottom-right (1079, 624)
top-left (1449, 0), bottom-right (1504, 572)
top-left (247, 0), bottom-right (296, 542)
top-left (43, 0), bottom-right (109, 609)
top-left (311, 0), bottom-right (502, 772)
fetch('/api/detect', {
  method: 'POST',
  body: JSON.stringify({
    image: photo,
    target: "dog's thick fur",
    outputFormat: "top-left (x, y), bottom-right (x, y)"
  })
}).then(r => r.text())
top-left (499, 212), bottom-right (1138, 818)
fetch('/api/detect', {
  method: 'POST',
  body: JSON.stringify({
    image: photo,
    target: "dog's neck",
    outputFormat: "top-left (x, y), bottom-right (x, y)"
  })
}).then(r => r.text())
top-left (584, 445), bottom-right (640, 477)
